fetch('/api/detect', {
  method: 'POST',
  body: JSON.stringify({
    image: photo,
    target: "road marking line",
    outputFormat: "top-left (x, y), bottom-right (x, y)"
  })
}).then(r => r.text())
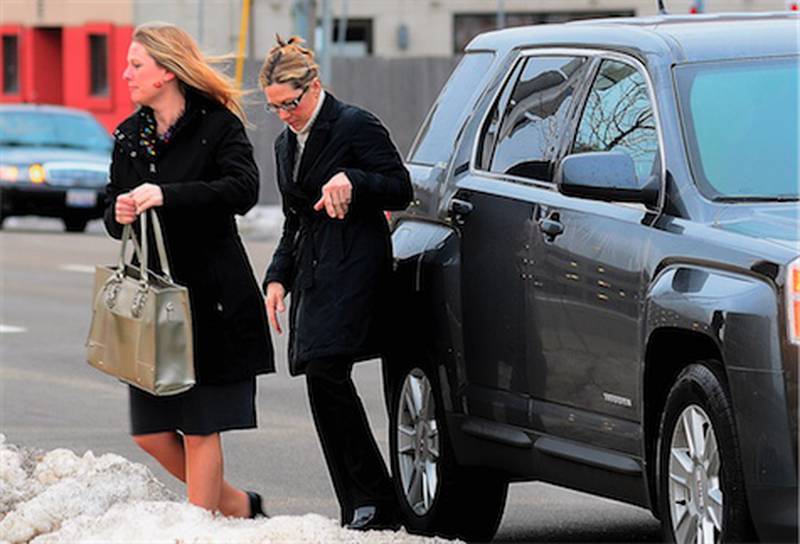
top-left (60, 264), bottom-right (96, 274)
top-left (0, 324), bottom-right (27, 334)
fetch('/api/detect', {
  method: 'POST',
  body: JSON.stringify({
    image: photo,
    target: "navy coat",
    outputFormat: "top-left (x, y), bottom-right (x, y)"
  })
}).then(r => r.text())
top-left (104, 89), bottom-right (274, 385)
top-left (263, 94), bottom-right (412, 375)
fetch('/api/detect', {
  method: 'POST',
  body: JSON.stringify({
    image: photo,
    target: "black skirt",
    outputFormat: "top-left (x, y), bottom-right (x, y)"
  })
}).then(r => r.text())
top-left (128, 379), bottom-right (256, 436)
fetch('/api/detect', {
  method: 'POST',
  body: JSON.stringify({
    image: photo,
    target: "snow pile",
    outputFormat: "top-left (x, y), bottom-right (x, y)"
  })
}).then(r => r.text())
top-left (0, 435), bottom-right (458, 544)
top-left (0, 434), bottom-right (175, 543)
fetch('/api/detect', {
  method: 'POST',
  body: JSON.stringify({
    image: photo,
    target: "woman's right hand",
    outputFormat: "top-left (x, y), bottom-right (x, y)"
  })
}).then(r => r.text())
top-left (115, 193), bottom-right (137, 225)
top-left (265, 282), bottom-right (287, 335)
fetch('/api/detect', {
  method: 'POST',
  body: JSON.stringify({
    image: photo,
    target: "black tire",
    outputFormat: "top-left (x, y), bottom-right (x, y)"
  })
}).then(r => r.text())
top-left (63, 217), bottom-right (88, 233)
top-left (656, 362), bottom-right (755, 543)
top-left (389, 363), bottom-right (508, 542)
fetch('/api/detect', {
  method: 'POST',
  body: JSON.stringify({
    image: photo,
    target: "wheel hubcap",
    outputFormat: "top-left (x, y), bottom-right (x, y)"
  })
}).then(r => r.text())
top-left (668, 405), bottom-right (723, 544)
top-left (396, 368), bottom-right (440, 516)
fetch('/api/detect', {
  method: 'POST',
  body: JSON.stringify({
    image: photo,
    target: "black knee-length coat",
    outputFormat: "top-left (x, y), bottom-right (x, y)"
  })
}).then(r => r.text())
top-left (104, 89), bottom-right (274, 385)
top-left (263, 94), bottom-right (412, 375)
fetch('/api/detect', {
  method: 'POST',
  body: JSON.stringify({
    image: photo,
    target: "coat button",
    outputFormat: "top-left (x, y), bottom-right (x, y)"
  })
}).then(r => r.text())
top-left (201, 138), bottom-right (207, 145)
top-left (130, 150), bottom-right (137, 158)
top-left (216, 302), bottom-right (223, 312)
top-left (312, 259), bottom-right (318, 267)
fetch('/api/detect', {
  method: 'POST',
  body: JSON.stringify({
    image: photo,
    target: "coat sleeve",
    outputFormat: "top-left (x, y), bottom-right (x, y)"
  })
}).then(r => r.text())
top-left (103, 141), bottom-right (127, 240)
top-left (160, 114), bottom-right (259, 215)
top-left (340, 110), bottom-right (413, 212)
top-left (262, 198), bottom-right (299, 293)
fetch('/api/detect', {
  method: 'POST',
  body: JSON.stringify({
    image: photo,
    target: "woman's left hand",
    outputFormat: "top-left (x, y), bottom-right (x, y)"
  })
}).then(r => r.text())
top-left (314, 172), bottom-right (352, 219)
top-left (129, 183), bottom-right (164, 215)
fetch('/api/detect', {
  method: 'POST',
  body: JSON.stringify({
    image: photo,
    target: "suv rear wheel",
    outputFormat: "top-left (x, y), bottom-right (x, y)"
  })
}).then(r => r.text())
top-left (657, 362), bottom-right (755, 543)
top-left (389, 364), bottom-right (508, 541)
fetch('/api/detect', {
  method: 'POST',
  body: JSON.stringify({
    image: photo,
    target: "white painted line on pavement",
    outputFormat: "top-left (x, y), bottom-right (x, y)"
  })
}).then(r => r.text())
top-left (0, 324), bottom-right (27, 334)
top-left (59, 264), bottom-right (96, 274)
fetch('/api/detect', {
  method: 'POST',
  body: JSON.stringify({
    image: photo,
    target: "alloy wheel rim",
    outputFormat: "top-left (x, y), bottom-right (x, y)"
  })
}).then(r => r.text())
top-left (396, 368), bottom-right (440, 516)
top-left (668, 404), bottom-right (723, 544)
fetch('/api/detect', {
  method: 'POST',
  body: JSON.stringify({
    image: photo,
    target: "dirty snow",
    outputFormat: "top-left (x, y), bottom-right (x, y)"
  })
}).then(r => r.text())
top-left (0, 434), bottom-right (457, 544)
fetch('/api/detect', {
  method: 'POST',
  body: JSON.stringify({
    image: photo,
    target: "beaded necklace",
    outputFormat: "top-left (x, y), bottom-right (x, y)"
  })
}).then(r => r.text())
top-left (138, 106), bottom-right (184, 159)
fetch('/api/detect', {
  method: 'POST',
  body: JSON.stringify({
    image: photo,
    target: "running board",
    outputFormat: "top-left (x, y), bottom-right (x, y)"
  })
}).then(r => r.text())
top-left (535, 437), bottom-right (642, 475)
top-left (458, 418), bottom-right (641, 475)
top-left (460, 419), bottom-right (533, 449)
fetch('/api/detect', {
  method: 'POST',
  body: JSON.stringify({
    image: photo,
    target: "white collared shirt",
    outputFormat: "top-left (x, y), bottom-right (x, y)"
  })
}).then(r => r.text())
top-left (291, 90), bottom-right (326, 179)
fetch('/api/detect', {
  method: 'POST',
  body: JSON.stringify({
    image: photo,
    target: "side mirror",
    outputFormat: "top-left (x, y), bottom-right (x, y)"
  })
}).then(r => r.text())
top-left (557, 151), bottom-right (659, 208)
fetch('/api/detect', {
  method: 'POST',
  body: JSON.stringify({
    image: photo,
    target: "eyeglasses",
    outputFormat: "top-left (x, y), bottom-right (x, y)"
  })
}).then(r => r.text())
top-left (265, 86), bottom-right (309, 114)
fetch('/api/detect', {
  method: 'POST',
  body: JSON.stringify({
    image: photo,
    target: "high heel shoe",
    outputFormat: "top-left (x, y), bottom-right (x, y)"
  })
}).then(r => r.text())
top-left (246, 491), bottom-right (268, 519)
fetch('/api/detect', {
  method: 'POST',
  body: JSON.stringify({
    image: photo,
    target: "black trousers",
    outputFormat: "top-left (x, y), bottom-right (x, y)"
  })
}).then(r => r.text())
top-left (305, 356), bottom-right (396, 524)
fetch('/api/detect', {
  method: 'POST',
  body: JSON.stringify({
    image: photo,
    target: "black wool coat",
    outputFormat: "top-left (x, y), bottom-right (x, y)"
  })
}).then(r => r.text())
top-left (264, 94), bottom-right (412, 375)
top-left (104, 89), bottom-right (274, 385)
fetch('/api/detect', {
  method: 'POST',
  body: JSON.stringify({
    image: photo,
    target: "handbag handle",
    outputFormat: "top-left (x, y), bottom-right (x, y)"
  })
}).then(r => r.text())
top-left (118, 209), bottom-right (172, 283)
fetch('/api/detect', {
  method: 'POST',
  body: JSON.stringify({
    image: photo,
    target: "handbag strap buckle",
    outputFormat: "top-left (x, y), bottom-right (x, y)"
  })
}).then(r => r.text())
top-left (131, 284), bottom-right (148, 319)
top-left (104, 276), bottom-right (123, 309)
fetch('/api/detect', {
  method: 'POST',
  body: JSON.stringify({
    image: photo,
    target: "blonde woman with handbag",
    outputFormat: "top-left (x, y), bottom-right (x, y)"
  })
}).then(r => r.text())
top-left (104, 22), bottom-right (273, 518)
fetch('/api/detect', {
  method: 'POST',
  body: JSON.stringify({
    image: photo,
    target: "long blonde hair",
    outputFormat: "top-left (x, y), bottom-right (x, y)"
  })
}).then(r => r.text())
top-left (259, 35), bottom-right (319, 89)
top-left (133, 22), bottom-right (246, 122)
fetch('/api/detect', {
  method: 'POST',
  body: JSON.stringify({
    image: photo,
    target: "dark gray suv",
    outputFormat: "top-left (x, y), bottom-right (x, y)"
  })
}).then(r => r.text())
top-left (387, 12), bottom-right (798, 543)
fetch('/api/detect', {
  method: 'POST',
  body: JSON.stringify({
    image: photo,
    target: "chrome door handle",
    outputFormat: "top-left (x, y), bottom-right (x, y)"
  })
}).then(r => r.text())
top-left (538, 212), bottom-right (564, 241)
top-left (449, 198), bottom-right (474, 224)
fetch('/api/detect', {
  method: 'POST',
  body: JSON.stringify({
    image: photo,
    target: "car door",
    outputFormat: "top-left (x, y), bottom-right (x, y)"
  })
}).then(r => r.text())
top-left (452, 54), bottom-right (592, 427)
top-left (526, 56), bottom-right (662, 454)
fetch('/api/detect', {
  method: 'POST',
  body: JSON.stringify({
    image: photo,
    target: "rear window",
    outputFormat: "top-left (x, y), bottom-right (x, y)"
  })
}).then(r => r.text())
top-left (409, 51), bottom-right (494, 165)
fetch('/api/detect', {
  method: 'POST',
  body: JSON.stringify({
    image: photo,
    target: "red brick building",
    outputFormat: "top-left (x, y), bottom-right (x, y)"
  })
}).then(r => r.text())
top-left (1, 1), bottom-right (134, 132)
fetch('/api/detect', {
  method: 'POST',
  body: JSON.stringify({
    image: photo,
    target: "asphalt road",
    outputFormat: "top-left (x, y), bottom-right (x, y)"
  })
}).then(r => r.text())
top-left (0, 218), bottom-right (662, 543)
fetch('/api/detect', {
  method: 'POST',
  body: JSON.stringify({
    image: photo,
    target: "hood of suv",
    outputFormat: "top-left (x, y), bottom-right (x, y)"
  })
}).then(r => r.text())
top-left (714, 204), bottom-right (799, 253)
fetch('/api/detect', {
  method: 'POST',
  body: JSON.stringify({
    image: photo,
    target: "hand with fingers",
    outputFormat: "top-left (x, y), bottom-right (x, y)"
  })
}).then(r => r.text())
top-left (314, 172), bottom-right (352, 220)
top-left (265, 282), bottom-right (287, 335)
top-left (115, 193), bottom-right (137, 225)
top-left (129, 183), bottom-right (164, 215)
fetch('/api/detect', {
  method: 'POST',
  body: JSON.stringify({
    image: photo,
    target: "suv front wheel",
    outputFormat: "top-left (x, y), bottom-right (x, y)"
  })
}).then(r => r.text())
top-left (389, 364), bottom-right (508, 541)
top-left (657, 362), bottom-right (755, 543)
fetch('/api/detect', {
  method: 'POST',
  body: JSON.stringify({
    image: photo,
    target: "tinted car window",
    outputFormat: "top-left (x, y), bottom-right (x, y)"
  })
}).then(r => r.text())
top-left (675, 56), bottom-right (798, 200)
top-left (573, 60), bottom-right (658, 185)
top-left (410, 52), bottom-right (494, 165)
top-left (480, 56), bottom-right (588, 182)
top-left (0, 111), bottom-right (112, 152)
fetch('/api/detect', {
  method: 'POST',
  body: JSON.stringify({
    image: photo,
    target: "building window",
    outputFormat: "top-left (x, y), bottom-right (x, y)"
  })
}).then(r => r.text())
top-left (2, 35), bottom-right (20, 94)
top-left (331, 18), bottom-right (372, 56)
top-left (453, 11), bottom-right (634, 54)
top-left (89, 34), bottom-right (108, 96)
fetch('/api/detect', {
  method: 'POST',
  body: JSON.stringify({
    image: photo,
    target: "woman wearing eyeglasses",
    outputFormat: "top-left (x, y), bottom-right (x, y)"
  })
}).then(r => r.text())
top-left (260, 36), bottom-right (412, 530)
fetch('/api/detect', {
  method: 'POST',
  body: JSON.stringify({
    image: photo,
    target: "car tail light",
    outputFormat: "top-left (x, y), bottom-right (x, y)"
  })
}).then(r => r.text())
top-left (788, 257), bottom-right (800, 345)
top-left (0, 165), bottom-right (19, 182)
top-left (385, 211), bottom-right (392, 223)
top-left (28, 164), bottom-right (46, 184)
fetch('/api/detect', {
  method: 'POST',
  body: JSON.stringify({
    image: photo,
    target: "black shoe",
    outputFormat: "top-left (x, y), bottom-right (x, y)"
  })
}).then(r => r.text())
top-left (346, 505), bottom-right (400, 531)
top-left (246, 491), bottom-right (268, 519)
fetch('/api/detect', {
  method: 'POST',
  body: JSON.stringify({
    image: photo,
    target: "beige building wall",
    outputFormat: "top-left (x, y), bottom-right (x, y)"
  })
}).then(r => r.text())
top-left (0, 0), bottom-right (133, 25)
top-left (245, 0), bottom-right (792, 59)
top-left (3, 0), bottom-right (787, 56)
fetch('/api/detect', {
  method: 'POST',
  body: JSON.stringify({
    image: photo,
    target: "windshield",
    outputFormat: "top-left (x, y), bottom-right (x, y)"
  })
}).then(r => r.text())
top-left (675, 57), bottom-right (799, 201)
top-left (0, 111), bottom-right (112, 152)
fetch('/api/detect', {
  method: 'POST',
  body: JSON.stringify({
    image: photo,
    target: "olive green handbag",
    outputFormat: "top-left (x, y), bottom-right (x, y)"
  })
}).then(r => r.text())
top-left (86, 210), bottom-right (195, 396)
